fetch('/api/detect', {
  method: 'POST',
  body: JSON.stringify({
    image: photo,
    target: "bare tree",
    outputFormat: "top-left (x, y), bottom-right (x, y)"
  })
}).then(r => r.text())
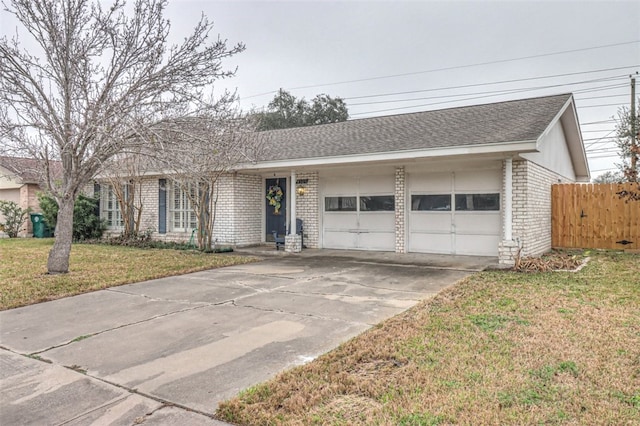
top-left (0, 0), bottom-right (244, 273)
top-left (99, 149), bottom-right (151, 238)
top-left (611, 104), bottom-right (640, 201)
top-left (151, 103), bottom-right (262, 250)
top-left (614, 104), bottom-right (640, 183)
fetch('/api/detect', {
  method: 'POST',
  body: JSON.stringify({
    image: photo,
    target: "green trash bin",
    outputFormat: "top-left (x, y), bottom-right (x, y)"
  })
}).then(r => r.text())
top-left (30, 213), bottom-right (45, 238)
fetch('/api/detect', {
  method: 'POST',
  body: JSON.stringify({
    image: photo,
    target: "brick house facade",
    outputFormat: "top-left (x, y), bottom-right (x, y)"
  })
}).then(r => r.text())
top-left (96, 94), bottom-right (589, 265)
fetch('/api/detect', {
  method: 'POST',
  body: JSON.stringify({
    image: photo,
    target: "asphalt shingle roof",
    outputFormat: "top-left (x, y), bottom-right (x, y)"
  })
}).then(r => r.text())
top-left (258, 93), bottom-right (572, 161)
top-left (0, 156), bottom-right (61, 184)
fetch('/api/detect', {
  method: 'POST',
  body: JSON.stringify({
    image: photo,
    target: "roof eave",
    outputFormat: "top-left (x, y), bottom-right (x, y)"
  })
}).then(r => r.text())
top-left (236, 140), bottom-right (539, 171)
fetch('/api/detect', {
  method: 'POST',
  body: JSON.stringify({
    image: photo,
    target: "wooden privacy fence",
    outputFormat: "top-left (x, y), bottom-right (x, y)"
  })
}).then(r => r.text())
top-left (552, 183), bottom-right (640, 250)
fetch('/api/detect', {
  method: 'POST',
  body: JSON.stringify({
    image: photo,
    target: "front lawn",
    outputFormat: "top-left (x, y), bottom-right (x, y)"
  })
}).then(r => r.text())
top-left (217, 252), bottom-right (640, 425)
top-left (0, 238), bottom-right (255, 310)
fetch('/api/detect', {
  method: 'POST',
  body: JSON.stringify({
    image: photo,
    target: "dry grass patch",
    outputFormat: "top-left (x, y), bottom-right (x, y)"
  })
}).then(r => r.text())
top-left (217, 252), bottom-right (640, 425)
top-left (0, 238), bottom-right (256, 310)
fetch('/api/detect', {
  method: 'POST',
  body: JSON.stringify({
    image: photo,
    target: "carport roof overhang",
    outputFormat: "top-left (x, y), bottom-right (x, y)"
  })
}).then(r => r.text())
top-left (234, 140), bottom-right (539, 173)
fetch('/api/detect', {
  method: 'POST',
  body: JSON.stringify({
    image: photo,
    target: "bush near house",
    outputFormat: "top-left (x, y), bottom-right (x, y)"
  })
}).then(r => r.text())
top-left (37, 193), bottom-right (105, 240)
top-left (0, 200), bottom-right (31, 238)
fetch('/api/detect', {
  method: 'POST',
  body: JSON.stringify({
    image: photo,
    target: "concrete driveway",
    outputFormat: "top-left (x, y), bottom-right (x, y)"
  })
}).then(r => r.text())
top-left (0, 250), bottom-right (495, 425)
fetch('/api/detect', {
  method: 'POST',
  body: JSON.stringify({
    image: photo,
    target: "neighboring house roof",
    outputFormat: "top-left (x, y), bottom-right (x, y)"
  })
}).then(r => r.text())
top-left (250, 93), bottom-right (588, 180)
top-left (0, 156), bottom-right (61, 185)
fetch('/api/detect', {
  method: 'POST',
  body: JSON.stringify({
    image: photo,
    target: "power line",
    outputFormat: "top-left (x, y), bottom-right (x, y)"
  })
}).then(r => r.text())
top-left (574, 93), bottom-right (630, 101)
top-left (350, 82), bottom-right (629, 117)
top-left (584, 129), bottom-right (617, 149)
top-left (348, 76), bottom-right (626, 108)
top-left (581, 119), bottom-right (617, 125)
top-left (244, 40), bottom-right (640, 99)
top-left (590, 167), bottom-right (619, 173)
top-left (346, 65), bottom-right (638, 101)
top-left (579, 103), bottom-right (627, 109)
top-left (587, 153), bottom-right (621, 159)
top-left (586, 147), bottom-right (619, 153)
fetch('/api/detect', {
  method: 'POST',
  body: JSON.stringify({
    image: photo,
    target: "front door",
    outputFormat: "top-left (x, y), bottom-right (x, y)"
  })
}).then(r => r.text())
top-left (265, 178), bottom-right (287, 242)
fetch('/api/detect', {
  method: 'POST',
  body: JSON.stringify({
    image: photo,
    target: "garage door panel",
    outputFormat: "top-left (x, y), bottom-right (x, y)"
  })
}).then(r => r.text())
top-left (324, 213), bottom-right (358, 230)
top-left (322, 176), bottom-right (395, 251)
top-left (359, 232), bottom-right (395, 251)
top-left (408, 213), bottom-right (452, 233)
top-left (455, 234), bottom-right (500, 256)
top-left (409, 232), bottom-right (452, 254)
top-left (408, 167), bottom-right (501, 256)
top-left (454, 214), bottom-right (501, 234)
top-left (455, 170), bottom-right (501, 192)
top-left (324, 231), bottom-right (358, 249)
top-left (409, 172), bottom-right (450, 192)
top-left (359, 213), bottom-right (394, 232)
top-left (323, 178), bottom-right (358, 194)
top-left (359, 175), bottom-right (394, 193)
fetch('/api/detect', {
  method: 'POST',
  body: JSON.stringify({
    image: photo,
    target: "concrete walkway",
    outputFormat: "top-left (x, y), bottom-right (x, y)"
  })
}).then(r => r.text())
top-left (0, 250), bottom-right (495, 425)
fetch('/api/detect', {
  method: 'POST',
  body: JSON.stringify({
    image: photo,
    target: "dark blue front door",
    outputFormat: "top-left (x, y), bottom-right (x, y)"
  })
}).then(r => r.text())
top-left (266, 178), bottom-right (286, 241)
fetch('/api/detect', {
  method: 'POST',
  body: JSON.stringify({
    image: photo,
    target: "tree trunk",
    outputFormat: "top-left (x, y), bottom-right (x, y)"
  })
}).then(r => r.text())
top-left (47, 196), bottom-right (75, 274)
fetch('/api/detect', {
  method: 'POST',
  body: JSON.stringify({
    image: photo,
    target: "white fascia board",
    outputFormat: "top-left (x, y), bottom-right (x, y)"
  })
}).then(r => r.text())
top-left (236, 140), bottom-right (538, 171)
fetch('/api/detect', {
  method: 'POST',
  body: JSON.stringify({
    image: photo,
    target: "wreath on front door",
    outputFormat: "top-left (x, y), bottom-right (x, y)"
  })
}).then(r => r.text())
top-left (266, 185), bottom-right (284, 215)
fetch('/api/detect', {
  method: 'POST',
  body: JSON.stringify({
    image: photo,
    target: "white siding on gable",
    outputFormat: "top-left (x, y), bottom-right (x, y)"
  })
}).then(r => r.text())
top-left (522, 120), bottom-right (576, 181)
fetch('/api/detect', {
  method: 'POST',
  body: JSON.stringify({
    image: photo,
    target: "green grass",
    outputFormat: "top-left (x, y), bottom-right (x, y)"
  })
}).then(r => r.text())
top-left (0, 238), bottom-right (255, 310)
top-left (217, 252), bottom-right (640, 425)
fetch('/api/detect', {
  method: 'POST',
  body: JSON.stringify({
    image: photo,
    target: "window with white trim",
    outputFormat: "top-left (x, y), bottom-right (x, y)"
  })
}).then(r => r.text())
top-left (170, 183), bottom-right (197, 232)
top-left (455, 193), bottom-right (500, 211)
top-left (100, 184), bottom-right (124, 228)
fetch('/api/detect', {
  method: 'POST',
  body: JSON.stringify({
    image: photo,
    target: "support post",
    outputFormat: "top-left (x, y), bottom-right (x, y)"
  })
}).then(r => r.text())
top-left (285, 169), bottom-right (302, 252)
top-left (290, 170), bottom-right (296, 235)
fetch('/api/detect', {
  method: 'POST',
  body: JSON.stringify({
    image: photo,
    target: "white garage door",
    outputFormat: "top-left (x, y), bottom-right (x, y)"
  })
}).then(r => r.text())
top-left (408, 170), bottom-right (501, 256)
top-left (322, 175), bottom-right (395, 251)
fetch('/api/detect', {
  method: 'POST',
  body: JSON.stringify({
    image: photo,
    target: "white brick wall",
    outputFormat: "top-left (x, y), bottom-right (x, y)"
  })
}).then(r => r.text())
top-left (500, 159), bottom-right (572, 265)
top-left (120, 174), bottom-right (262, 247)
top-left (230, 173), bottom-right (263, 246)
top-left (295, 171), bottom-right (319, 248)
top-left (394, 167), bottom-right (406, 253)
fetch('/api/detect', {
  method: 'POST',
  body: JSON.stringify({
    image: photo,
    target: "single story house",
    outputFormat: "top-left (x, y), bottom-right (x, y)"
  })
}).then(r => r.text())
top-left (0, 156), bottom-right (52, 236)
top-left (97, 93), bottom-right (589, 265)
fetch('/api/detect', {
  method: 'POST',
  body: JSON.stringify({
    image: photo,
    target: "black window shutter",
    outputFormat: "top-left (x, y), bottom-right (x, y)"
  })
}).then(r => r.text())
top-left (158, 179), bottom-right (167, 234)
top-left (93, 183), bottom-right (101, 218)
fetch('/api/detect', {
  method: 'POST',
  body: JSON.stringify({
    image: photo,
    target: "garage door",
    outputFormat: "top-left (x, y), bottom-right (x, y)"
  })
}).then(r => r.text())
top-left (322, 175), bottom-right (395, 251)
top-left (408, 170), bottom-right (501, 256)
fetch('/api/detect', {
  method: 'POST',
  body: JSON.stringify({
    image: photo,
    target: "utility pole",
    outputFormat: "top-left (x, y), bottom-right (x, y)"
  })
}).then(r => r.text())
top-left (631, 73), bottom-right (637, 179)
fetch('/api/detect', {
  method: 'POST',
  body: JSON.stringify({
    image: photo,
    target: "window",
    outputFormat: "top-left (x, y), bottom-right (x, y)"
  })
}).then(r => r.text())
top-left (325, 196), bottom-right (357, 212)
top-left (170, 183), bottom-right (197, 231)
top-left (360, 195), bottom-right (394, 211)
top-left (411, 194), bottom-right (451, 211)
top-left (101, 185), bottom-right (124, 228)
top-left (455, 193), bottom-right (500, 211)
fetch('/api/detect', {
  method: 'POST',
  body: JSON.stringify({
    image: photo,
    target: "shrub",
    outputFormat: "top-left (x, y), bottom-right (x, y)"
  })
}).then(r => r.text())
top-left (37, 192), bottom-right (59, 229)
top-left (37, 192), bottom-right (106, 240)
top-left (0, 200), bottom-right (31, 237)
